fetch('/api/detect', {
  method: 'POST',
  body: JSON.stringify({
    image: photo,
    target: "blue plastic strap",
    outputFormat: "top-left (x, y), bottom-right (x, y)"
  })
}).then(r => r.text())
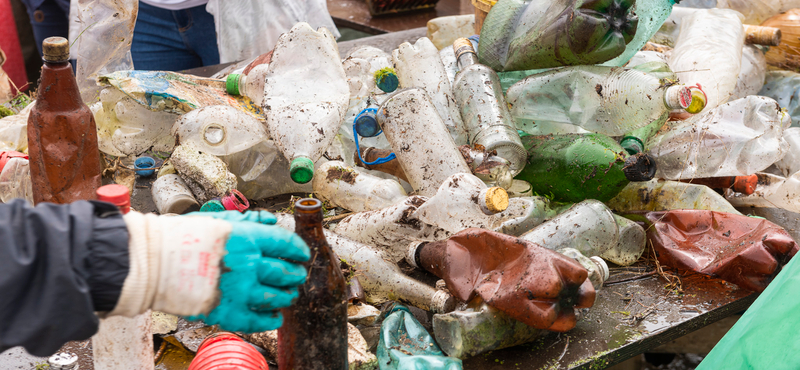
top-left (353, 123), bottom-right (396, 166)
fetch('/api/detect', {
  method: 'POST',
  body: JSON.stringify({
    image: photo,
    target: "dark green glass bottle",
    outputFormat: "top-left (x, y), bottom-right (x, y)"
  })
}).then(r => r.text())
top-left (516, 133), bottom-right (656, 203)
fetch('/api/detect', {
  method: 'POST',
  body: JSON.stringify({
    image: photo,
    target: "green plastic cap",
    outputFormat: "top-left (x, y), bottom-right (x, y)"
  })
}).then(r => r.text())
top-left (290, 157), bottom-right (315, 184)
top-left (374, 67), bottom-right (399, 93)
top-left (200, 200), bottom-right (225, 212)
top-left (620, 136), bottom-right (645, 156)
top-left (226, 74), bottom-right (241, 95)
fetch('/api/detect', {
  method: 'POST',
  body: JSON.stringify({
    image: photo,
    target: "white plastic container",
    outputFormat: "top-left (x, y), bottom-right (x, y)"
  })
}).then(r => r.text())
top-left (151, 174), bottom-right (200, 215)
top-left (668, 9), bottom-right (744, 110)
top-left (262, 23), bottom-right (349, 184)
top-left (647, 96), bottom-right (789, 180)
top-left (343, 46), bottom-right (397, 97)
top-left (393, 37), bottom-right (468, 145)
top-left (414, 173), bottom-right (509, 234)
top-left (0, 157), bottom-right (33, 204)
top-left (775, 127), bottom-right (800, 177)
top-left (427, 14), bottom-right (475, 50)
top-left (377, 87), bottom-right (472, 197)
top-left (312, 161), bottom-right (408, 213)
top-left (489, 196), bottom-right (557, 237)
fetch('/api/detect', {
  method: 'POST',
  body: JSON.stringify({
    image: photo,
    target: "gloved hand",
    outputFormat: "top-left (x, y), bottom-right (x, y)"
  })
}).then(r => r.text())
top-left (111, 210), bottom-right (310, 333)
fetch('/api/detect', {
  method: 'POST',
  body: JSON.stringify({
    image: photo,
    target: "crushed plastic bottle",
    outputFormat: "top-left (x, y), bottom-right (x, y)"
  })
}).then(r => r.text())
top-left (775, 127), bottom-right (800, 177)
top-left (515, 133), bottom-right (657, 203)
top-left (407, 228), bottom-right (596, 331)
top-left (377, 304), bottom-right (463, 370)
top-left (726, 172), bottom-right (800, 214)
top-left (731, 45), bottom-right (767, 100)
top-left (647, 96), bottom-right (789, 180)
top-left (225, 62), bottom-right (270, 107)
top-left (602, 0), bottom-right (678, 67)
top-left (263, 23), bottom-right (349, 184)
top-left (489, 196), bottom-right (559, 237)
top-left (0, 151), bottom-right (32, 204)
top-left (478, 0), bottom-right (638, 71)
top-left (377, 87), bottom-right (471, 197)
top-left (414, 173), bottom-right (509, 234)
top-left (344, 46), bottom-right (399, 95)
top-left (606, 179), bottom-right (743, 215)
top-left (312, 161), bottom-right (408, 213)
top-left (642, 210), bottom-right (798, 292)
top-left (452, 38), bottom-right (526, 175)
top-left (506, 65), bottom-right (695, 136)
top-left (667, 9), bottom-right (744, 110)
top-left (393, 38), bottom-right (468, 145)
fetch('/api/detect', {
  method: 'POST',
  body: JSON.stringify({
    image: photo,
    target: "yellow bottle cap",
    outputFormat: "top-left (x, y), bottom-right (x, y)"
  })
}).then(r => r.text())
top-left (685, 85), bottom-right (707, 114)
top-left (484, 186), bottom-right (509, 213)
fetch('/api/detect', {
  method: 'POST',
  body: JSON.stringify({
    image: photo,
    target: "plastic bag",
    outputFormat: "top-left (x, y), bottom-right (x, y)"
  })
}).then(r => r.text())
top-left (0, 102), bottom-right (32, 152)
top-left (206, 0), bottom-right (339, 64)
top-left (377, 305), bottom-right (463, 370)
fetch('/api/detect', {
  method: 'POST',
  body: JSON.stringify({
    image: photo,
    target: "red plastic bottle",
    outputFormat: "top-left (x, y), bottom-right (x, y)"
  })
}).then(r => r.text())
top-left (27, 37), bottom-right (102, 205)
top-left (188, 332), bottom-right (267, 370)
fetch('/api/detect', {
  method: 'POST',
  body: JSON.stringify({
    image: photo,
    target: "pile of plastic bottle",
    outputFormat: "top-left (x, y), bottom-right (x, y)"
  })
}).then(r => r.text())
top-left (5, 0), bottom-right (800, 368)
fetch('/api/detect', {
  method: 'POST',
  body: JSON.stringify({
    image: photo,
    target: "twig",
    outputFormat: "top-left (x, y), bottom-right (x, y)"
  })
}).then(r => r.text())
top-left (556, 336), bottom-right (570, 362)
top-left (603, 271), bottom-right (657, 286)
top-left (323, 212), bottom-right (353, 224)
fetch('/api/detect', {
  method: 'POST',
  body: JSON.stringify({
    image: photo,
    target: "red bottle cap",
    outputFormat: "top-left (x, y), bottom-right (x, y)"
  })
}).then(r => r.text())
top-left (0, 151), bottom-right (29, 173)
top-left (221, 189), bottom-right (249, 212)
top-left (96, 184), bottom-right (131, 214)
top-left (189, 332), bottom-right (267, 370)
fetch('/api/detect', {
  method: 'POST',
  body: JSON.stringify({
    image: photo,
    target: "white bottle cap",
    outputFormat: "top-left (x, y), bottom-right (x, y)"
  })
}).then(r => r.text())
top-left (430, 289), bottom-right (456, 313)
top-left (406, 241), bottom-right (426, 269)
top-left (590, 256), bottom-right (610, 285)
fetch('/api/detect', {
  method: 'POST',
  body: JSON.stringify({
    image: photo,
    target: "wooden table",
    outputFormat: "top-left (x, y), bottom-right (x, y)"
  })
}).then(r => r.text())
top-left (327, 0), bottom-right (472, 35)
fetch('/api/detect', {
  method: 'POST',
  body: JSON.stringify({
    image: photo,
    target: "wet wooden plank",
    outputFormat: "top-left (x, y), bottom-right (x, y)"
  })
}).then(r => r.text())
top-left (327, 0), bottom-right (469, 35)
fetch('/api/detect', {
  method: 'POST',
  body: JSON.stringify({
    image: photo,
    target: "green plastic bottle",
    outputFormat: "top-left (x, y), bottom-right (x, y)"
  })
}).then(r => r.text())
top-left (515, 133), bottom-right (656, 203)
top-left (376, 304), bottom-right (463, 370)
top-left (603, 0), bottom-right (679, 67)
top-left (619, 113), bottom-right (668, 155)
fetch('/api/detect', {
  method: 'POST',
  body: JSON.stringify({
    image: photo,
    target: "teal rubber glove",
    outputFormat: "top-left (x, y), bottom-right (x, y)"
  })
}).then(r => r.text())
top-left (185, 210), bottom-right (310, 332)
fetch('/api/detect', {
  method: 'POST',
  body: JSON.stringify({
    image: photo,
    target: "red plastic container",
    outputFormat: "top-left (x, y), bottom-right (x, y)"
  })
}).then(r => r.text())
top-left (0, 151), bottom-right (28, 173)
top-left (96, 184), bottom-right (131, 214)
top-left (188, 332), bottom-right (267, 370)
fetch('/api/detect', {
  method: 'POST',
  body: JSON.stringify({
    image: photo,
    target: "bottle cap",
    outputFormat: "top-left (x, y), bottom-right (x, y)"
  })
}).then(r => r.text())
top-left (290, 157), bottom-right (315, 184)
top-left (685, 85), bottom-right (707, 114)
top-left (200, 200), bottom-right (226, 212)
top-left (221, 189), bottom-right (249, 212)
top-left (42, 37), bottom-right (69, 62)
top-left (664, 85), bottom-right (692, 110)
top-left (226, 73), bottom-right (242, 96)
top-left (623, 153), bottom-right (657, 182)
top-left (374, 67), bottom-right (399, 93)
top-left (406, 241), bottom-right (426, 269)
top-left (453, 37), bottom-right (476, 59)
top-left (619, 136), bottom-right (645, 156)
top-left (430, 290), bottom-right (456, 314)
top-left (744, 25), bottom-right (781, 47)
top-left (590, 256), bottom-right (610, 284)
top-left (480, 187), bottom-right (509, 215)
top-left (134, 156), bottom-right (156, 177)
top-left (355, 109), bottom-right (381, 137)
top-left (733, 175), bottom-right (758, 195)
top-left (96, 184), bottom-right (131, 214)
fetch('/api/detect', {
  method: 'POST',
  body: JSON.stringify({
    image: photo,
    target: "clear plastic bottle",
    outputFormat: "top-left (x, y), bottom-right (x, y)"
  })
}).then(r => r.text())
top-left (452, 38), bottom-right (526, 175)
top-left (655, 7), bottom-right (782, 47)
top-left (731, 45), bottom-right (767, 100)
top-left (647, 96), bottom-right (789, 180)
top-left (150, 174), bottom-right (200, 215)
top-left (0, 153), bottom-right (33, 204)
top-left (726, 172), bottom-right (800, 213)
top-left (489, 196), bottom-right (557, 237)
top-left (776, 127), bottom-right (800, 177)
top-left (312, 161), bottom-right (408, 213)
top-left (602, 0), bottom-right (678, 67)
top-left (275, 214), bottom-right (456, 313)
top-left (262, 23), bottom-right (349, 184)
top-left (414, 173), bottom-right (509, 234)
top-left (668, 9), bottom-right (744, 110)
top-left (506, 65), bottom-right (694, 136)
top-left (440, 45), bottom-right (458, 86)
top-left (606, 179), bottom-right (743, 215)
top-left (346, 46), bottom-right (399, 94)
top-left (226, 63), bottom-right (269, 106)
top-left (602, 215), bottom-right (647, 267)
top-left (377, 87), bottom-right (472, 197)
top-left (759, 70), bottom-right (800, 125)
top-left (392, 37), bottom-right (468, 145)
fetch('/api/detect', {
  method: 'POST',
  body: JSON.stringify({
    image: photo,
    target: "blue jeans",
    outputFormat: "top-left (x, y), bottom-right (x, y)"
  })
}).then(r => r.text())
top-left (21, 0), bottom-right (70, 56)
top-left (131, 2), bottom-right (220, 71)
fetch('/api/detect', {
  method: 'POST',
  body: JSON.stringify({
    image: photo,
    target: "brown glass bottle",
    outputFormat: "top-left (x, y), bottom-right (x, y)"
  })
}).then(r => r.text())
top-left (278, 198), bottom-right (348, 369)
top-left (28, 37), bottom-right (102, 204)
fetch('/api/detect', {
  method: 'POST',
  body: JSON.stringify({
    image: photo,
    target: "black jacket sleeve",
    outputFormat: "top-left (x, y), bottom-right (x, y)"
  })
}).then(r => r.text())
top-left (0, 199), bottom-right (130, 357)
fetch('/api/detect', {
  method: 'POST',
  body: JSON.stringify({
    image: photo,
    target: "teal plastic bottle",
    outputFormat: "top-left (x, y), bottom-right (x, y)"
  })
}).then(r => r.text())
top-left (603, 0), bottom-right (679, 67)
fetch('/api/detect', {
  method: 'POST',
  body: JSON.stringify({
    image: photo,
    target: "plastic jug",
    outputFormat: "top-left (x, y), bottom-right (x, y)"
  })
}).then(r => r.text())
top-left (392, 37), bottom-right (468, 145)
top-left (506, 64), bottom-right (696, 136)
top-left (726, 172), bottom-right (800, 214)
top-left (775, 127), bottom-right (800, 177)
top-left (514, 133), bottom-right (657, 203)
top-left (377, 305), bottom-right (463, 370)
top-left (343, 46), bottom-right (398, 95)
top-left (668, 9), bottom-right (744, 110)
top-left (647, 96), bottom-right (789, 180)
top-left (377, 87), bottom-right (472, 197)
top-left (0, 151), bottom-right (32, 204)
top-left (263, 23), bottom-right (349, 184)
top-left (452, 38), bottom-right (526, 175)
top-left (606, 179), bottom-right (743, 215)
top-left (312, 161), bottom-right (408, 213)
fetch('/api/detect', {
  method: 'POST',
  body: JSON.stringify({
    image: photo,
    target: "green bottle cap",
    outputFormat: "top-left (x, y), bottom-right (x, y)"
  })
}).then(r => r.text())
top-left (374, 67), bottom-right (399, 93)
top-left (623, 153), bottom-right (657, 182)
top-left (290, 157), bottom-right (314, 184)
top-left (200, 200), bottom-right (225, 212)
top-left (226, 74), bottom-right (241, 96)
top-left (620, 136), bottom-right (645, 155)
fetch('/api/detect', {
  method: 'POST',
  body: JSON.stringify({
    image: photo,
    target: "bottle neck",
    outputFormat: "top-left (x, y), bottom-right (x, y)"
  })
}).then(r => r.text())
top-left (456, 51), bottom-right (479, 71)
top-left (416, 241), bottom-right (448, 278)
top-left (38, 61), bottom-right (83, 109)
top-left (294, 204), bottom-right (325, 245)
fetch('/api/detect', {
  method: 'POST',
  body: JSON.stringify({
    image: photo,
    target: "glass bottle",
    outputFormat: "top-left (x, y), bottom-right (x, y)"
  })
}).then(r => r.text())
top-left (278, 198), bottom-right (348, 370)
top-left (452, 38), bottom-right (526, 175)
top-left (28, 37), bottom-right (102, 205)
top-left (514, 133), bottom-right (657, 203)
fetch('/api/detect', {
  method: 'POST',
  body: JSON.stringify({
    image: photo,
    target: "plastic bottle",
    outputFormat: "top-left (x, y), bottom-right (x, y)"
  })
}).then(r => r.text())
top-left (775, 127), bottom-right (800, 177)
top-left (392, 37), bottom-right (468, 145)
top-left (312, 161), bottom-right (408, 213)
top-left (377, 304), bottom-right (463, 370)
top-left (602, 215), bottom-right (647, 267)
top-left (263, 23), bottom-right (349, 184)
top-left (514, 133), bottom-right (657, 203)
top-left (726, 172), bottom-right (800, 214)
top-left (654, 7), bottom-right (782, 47)
top-left (278, 199), bottom-right (348, 370)
top-left (440, 44), bottom-right (458, 86)
top-left (151, 174), bottom-right (200, 215)
top-left (619, 115), bottom-right (668, 156)
top-left (759, 71), bottom-right (800, 125)
top-left (647, 96), bottom-right (789, 180)
top-left (678, 175), bottom-right (758, 195)
top-left (668, 9), bottom-right (744, 110)
top-left (506, 179), bottom-right (533, 198)
top-left (505, 65), bottom-right (695, 136)
top-left (602, 0), bottom-right (678, 67)
top-left (489, 196), bottom-right (558, 237)
top-left (27, 37), bottom-right (102, 205)
top-left (353, 99), bottom-right (382, 138)
top-left (644, 210), bottom-right (799, 292)
top-left (452, 38), bottom-right (526, 175)
top-left (188, 332), bottom-right (268, 370)
top-left (731, 45), bottom-right (767, 100)
top-left (96, 184), bottom-right (131, 214)
top-left (377, 87), bottom-right (472, 196)
top-left (606, 179), bottom-right (743, 215)
top-left (353, 146), bottom-right (409, 183)
top-left (226, 63), bottom-right (270, 107)
top-left (0, 151), bottom-right (32, 204)
top-left (344, 46), bottom-right (399, 95)
top-left (407, 228), bottom-right (596, 331)
top-left (414, 173), bottom-right (509, 234)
